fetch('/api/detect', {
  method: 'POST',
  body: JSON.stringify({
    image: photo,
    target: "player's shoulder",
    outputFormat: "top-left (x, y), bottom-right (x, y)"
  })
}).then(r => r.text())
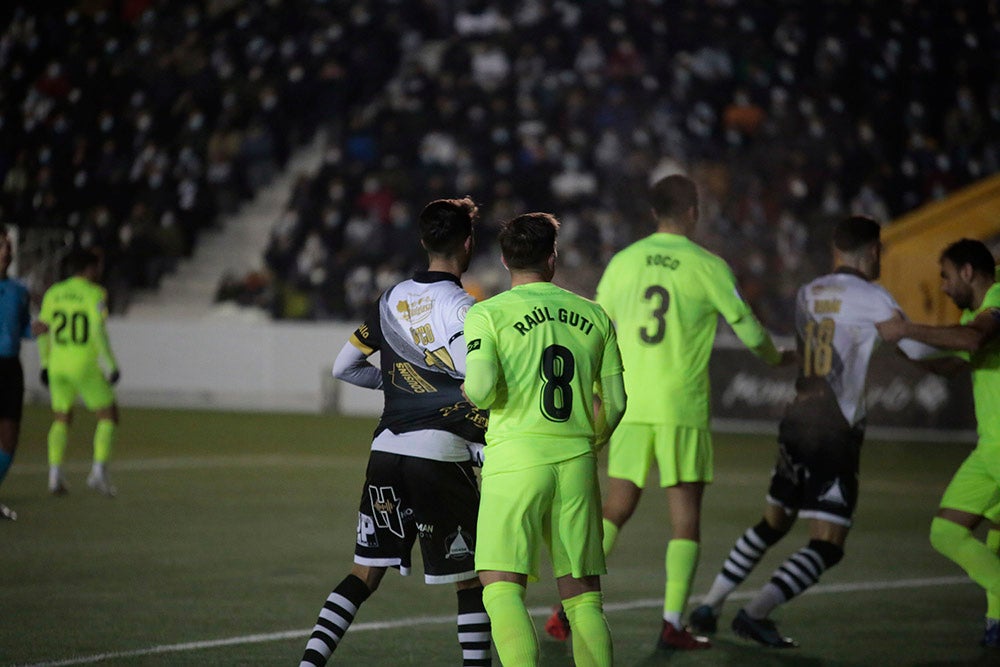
top-left (553, 285), bottom-right (614, 325)
top-left (982, 282), bottom-right (1000, 309)
top-left (685, 239), bottom-right (732, 272)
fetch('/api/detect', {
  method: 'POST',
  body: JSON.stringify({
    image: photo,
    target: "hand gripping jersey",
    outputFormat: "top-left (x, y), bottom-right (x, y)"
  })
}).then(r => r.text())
top-left (350, 272), bottom-right (487, 447)
top-left (785, 268), bottom-right (935, 429)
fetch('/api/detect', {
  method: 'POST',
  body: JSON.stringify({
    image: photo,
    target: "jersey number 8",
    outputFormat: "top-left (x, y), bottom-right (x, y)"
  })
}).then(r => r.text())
top-left (539, 344), bottom-right (575, 422)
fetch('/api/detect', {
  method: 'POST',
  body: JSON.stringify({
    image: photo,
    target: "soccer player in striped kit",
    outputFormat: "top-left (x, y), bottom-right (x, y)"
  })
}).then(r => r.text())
top-left (689, 216), bottom-right (938, 647)
top-left (300, 197), bottom-right (491, 666)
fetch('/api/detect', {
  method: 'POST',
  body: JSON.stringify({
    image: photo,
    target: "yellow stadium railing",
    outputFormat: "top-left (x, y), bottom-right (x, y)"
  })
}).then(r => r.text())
top-left (881, 174), bottom-right (1000, 324)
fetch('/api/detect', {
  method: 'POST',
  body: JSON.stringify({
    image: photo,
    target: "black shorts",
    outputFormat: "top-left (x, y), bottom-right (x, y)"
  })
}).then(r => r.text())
top-left (354, 450), bottom-right (480, 583)
top-left (766, 418), bottom-right (864, 527)
top-left (0, 356), bottom-right (24, 421)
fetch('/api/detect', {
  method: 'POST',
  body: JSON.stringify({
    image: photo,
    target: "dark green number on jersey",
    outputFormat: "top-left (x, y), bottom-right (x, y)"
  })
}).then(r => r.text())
top-left (640, 285), bottom-right (670, 344)
top-left (53, 310), bottom-right (90, 345)
top-left (539, 344), bottom-right (575, 422)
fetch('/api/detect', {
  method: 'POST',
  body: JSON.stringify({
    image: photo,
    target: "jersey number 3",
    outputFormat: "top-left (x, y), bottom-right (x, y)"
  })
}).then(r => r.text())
top-left (640, 285), bottom-right (670, 344)
top-left (539, 344), bottom-right (575, 422)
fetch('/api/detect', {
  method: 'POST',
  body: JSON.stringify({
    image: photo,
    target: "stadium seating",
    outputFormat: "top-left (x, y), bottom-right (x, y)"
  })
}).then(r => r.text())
top-left (3, 2), bottom-right (997, 331)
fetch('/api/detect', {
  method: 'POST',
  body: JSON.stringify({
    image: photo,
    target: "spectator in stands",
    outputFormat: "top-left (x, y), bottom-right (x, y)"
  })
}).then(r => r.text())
top-left (3, 2), bottom-right (997, 327)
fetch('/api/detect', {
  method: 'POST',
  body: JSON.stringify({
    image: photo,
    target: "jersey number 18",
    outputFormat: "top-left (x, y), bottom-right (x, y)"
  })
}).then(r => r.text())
top-left (802, 318), bottom-right (835, 377)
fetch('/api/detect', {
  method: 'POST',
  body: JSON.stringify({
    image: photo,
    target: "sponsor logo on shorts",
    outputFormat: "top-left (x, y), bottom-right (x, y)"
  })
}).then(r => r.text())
top-left (818, 478), bottom-right (848, 507)
top-left (357, 512), bottom-right (378, 547)
top-left (368, 485), bottom-right (405, 538)
top-left (445, 525), bottom-right (474, 561)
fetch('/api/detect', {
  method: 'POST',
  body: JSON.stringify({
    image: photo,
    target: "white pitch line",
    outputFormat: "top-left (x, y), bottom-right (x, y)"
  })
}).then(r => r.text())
top-left (18, 575), bottom-right (974, 667)
top-left (8, 455), bottom-right (346, 475)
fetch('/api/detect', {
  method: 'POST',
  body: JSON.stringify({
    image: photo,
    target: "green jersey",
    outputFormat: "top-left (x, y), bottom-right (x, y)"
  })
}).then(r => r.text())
top-left (464, 281), bottom-right (623, 470)
top-left (962, 282), bottom-right (1000, 445)
top-left (39, 276), bottom-right (118, 375)
top-left (596, 232), bottom-right (775, 427)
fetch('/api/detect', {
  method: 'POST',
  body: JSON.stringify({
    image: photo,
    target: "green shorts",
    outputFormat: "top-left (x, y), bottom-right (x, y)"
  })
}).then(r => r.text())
top-left (940, 443), bottom-right (1000, 522)
top-left (475, 452), bottom-right (606, 582)
top-left (48, 365), bottom-right (116, 413)
top-left (607, 423), bottom-right (713, 488)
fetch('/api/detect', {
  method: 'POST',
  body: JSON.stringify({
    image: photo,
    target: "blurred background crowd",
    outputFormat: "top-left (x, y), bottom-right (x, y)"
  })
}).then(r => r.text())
top-left (2, 0), bottom-right (998, 332)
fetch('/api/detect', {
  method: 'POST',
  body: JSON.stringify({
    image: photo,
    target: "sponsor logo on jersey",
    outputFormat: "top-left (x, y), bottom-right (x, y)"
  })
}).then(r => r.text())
top-left (397, 295), bottom-right (434, 324)
top-left (466, 409), bottom-right (488, 430)
top-left (417, 522), bottom-right (434, 538)
top-left (368, 485), bottom-right (405, 538)
top-left (467, 338), bottom-right (481, 353)
top-left (439, 402), bottom-right (489, 429)
top-left (393, 362), bottom-right (438, 393)
top-left (357, 323), bottom-right (371, 340)
top-left (813, 298), bottom-right (842, 314)
top-left (445, 526), bottom-right (474, 560)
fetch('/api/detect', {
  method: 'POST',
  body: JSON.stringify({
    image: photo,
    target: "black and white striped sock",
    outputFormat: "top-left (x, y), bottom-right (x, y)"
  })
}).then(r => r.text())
top-left (702, 520), bottom-right (784, 609)
top-left (457, 586), bottom-right (492, 666)
top-left (300, 575), bottom-right (371, 666)
top-left (745, 540), bottom-right (843, 618)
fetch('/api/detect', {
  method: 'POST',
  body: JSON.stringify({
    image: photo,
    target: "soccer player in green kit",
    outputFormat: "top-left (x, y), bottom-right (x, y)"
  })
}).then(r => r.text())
top-left (545, 174), bottom-right (791, 650)
top-left (38, 248), bottom-right (121, 496)
top-left (464, 212), bottom-right (627, 667)
top-left (877, 238), bottom-right (1000, 648)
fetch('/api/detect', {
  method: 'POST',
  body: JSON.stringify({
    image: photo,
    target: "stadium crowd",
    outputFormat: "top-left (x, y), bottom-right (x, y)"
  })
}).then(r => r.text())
top-left (3, 1), bottom-right (998, 331)
top-left (0, 0), bottom-right (405, 311)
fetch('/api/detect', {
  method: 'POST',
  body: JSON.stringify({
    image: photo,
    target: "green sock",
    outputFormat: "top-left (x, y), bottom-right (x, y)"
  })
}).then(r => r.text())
top-left (482, 581), bottom-right (536, 667)
top-left (664, 539), bottom-right (700, 624)
top-left (987, 529), bottom-right (1000, 619)
top-left (602, 519), bottom-right (620, 557)
top-left (48, 421), bottom-right (69, 467)
top-left (562, 591), bottom-right (613, 667)
top-left (931, 518), bottom-right (1000, 595)
top-left (93, 420), bottom-right (116, 464)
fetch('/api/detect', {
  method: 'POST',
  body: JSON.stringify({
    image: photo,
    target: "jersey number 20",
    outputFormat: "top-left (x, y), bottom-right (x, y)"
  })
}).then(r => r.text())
top-left (53, 309), bottom-right (90, 345)
top-left (539, 344), bottom-right (575, 422)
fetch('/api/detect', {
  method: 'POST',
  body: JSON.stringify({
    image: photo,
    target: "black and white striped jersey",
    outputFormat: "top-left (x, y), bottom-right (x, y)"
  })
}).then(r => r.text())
top-left (349, 271), bottom-right (487, 459)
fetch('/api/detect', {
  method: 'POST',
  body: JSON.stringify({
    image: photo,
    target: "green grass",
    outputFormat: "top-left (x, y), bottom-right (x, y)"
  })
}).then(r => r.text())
top-left (0, 405), bottom-right (990, 666)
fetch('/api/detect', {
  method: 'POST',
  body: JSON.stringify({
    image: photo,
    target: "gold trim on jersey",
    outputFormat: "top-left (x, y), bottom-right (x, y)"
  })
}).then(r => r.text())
top-left (350, 332), bottom-right (375, 356)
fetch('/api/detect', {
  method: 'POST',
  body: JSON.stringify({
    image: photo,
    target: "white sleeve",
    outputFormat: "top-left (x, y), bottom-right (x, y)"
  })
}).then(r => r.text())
top-left (447, 329), bottom-right (467, 376)
top-left (879, 288), bottom-right (943, 360)
top-left (332, 341), bottom-right (382, 389)
top-left (897, 337), bottom-right (944, 360)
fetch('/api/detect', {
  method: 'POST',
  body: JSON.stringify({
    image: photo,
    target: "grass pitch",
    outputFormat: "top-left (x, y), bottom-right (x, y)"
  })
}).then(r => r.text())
top-left (0, 404), bottom-right (989, 666)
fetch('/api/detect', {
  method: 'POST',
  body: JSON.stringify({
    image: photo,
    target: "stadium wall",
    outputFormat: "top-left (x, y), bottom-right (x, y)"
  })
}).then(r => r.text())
top-left (18, 320), bottom-right (976, 441)
top-left (881, 173), bottom-right (1000, 325)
